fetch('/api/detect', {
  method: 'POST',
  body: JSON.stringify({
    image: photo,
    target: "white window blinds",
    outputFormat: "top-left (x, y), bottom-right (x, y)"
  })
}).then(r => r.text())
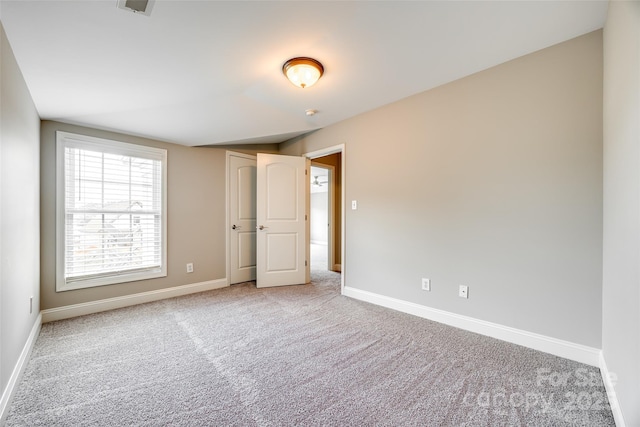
top-left (56, 132), bottom-right (167, 291)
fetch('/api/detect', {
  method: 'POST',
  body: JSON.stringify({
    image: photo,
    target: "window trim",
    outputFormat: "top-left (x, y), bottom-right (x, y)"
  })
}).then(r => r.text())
top-left (56, 131), bottom-right (167, 292)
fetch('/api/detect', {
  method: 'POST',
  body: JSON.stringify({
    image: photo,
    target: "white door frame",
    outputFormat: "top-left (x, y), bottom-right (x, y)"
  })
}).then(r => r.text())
top-left (225, 151), bottom-right (256, 285)
top-left (304, 144), bottom-right (345, 293)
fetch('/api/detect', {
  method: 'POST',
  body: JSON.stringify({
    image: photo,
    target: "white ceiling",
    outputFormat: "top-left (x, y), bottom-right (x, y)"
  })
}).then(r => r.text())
top-left (0, 1), bottom-right (607, 147)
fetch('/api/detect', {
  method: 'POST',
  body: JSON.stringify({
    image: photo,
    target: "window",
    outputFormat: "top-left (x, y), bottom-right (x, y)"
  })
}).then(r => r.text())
top-left (56, 132), bottom-right (167, 291)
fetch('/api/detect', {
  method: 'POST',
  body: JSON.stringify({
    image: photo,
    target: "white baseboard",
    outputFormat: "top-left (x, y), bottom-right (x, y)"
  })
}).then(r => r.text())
top-left (343, 286), bottom-right (601, 367)
top-left (0, 313), bottom-right (42, 424)
top-left (42, 278), bottom-right (229, 323)
top-left (599, 352), bottom-right (626, 427)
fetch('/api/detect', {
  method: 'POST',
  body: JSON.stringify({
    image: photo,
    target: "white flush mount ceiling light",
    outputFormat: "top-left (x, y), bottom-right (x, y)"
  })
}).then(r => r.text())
top-left (282, 57), bottom-right (324, 89)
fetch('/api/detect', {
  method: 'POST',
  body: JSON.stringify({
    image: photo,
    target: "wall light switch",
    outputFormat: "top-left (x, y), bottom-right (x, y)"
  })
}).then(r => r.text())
top-left (351, 200), bottom-right (357, 210)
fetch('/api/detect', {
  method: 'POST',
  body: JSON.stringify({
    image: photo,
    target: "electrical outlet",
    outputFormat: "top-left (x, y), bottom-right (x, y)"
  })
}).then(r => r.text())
top-left (186, 263), bottom-right (194, 273)
top-left (421, 278), bottom-right (430, 291)
top-left (459, 285), bottom-right (469, 299)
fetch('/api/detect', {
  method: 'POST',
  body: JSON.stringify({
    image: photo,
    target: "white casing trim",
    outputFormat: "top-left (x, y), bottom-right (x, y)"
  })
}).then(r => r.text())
top-left (42, 279), bottom-right (228, 323)
top-left (599, 352), bottom-right (626, 427)
top-left (343, 286), bottom-right (601, 367)
top-left (0, 313), bottom-right (42, 423)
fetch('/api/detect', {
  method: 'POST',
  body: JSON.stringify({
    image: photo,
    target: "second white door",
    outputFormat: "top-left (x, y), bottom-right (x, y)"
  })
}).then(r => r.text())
top-left (229, 153), bottom-right (257, 285)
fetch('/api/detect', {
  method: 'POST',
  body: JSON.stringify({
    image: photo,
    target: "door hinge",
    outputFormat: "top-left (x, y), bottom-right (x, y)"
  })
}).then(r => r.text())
top-left (305, 214), bottom-right (308, 220)
top-left (305, 260), bottom-right (308, 266)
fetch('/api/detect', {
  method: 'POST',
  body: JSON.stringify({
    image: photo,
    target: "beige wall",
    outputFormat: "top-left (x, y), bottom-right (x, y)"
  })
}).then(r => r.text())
top-left (602, 1), bottom-right (640, 425)
top-left (281, 31), bottom-right (603, 347)
top-left (40, 121), bottom-right (234, 309)
top-left (0, 21), bottom-right (40, 410)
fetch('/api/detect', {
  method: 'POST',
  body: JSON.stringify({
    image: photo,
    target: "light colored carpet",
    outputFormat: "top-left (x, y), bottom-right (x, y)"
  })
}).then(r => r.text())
top-left (6, 270), bottom-right (614, 426)
top-left (310, 243), bottom-right (328, 271)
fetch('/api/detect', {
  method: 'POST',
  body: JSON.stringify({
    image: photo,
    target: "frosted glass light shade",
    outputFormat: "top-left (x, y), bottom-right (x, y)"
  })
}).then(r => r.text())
top-left (282, 57), bottom-right (324, 89)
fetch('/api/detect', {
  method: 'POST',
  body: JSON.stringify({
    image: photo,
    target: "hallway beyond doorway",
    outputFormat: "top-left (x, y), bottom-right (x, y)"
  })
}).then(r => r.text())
top-left (311, 243), bottom-right (328, 271)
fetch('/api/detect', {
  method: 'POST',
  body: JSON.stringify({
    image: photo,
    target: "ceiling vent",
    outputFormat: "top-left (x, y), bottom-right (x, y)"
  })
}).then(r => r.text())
top-left (117, 0), bottom-right (154, 16)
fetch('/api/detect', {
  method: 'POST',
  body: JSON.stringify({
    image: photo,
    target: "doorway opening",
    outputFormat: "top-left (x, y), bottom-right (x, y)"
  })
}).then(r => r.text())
top-left (305, 147), bottom-right (343, 285)
top-left (310, 163), bottom-right (333, 271)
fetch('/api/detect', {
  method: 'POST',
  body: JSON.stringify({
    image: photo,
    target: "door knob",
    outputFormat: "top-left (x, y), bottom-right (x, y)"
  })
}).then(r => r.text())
top-left (257, 225), bottom-right (267, 230)
top-left (232, 224), bottom-right (240, 230)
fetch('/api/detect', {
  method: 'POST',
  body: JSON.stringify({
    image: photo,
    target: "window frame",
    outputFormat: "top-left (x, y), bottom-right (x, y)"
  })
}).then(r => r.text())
top-left (56, 131), bottom-right (167, 292)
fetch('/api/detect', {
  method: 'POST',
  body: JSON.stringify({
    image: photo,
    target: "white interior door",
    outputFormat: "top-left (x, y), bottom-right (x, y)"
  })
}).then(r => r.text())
top-left (256, 153), bottom-right (309, 288)
top-left (229, 153), bottom-right (257, 284)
